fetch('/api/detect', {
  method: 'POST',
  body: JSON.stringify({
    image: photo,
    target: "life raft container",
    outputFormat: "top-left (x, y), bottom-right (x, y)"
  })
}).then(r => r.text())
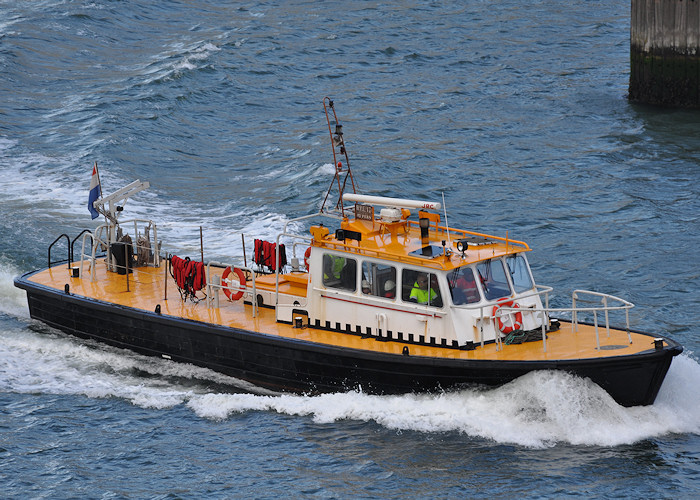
top-left (221, 266), bottom-right (245, 301)
top-left (492, 298), bottom-right (523, 334)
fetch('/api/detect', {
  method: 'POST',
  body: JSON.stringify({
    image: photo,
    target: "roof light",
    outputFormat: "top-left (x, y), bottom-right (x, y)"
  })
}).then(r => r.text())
top-left (456, 239), bottom-right (469, 255)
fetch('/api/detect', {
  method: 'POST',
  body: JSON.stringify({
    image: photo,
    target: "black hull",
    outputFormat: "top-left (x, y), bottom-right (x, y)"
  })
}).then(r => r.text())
top-left (14, 274), bottom-right (683, 407)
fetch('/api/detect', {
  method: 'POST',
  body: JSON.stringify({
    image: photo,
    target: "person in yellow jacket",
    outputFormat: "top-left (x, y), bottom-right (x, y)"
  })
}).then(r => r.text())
top-left (409, 273), bottom-right (438, 305)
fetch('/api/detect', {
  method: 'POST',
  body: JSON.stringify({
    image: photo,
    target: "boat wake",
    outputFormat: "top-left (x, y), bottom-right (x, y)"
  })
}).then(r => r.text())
top-left (0, 321), bottom-right (278, 408)
top-left (2, 263), bottom-right (698, 448)
top-left (0, 144), bottom-right (314, 264)
top-left (0, 261), bottom-right (30, 320)
top-left (187, 355), bottom-right (700, 448)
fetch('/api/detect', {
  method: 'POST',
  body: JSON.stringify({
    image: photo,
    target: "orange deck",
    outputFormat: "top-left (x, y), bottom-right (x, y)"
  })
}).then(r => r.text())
top-left (27, 259), bottom-right (664, 362)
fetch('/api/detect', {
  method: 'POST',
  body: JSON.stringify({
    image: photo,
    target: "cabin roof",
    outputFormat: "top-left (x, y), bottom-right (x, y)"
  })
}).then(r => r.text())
top-left (310, 211), bottom-right (530, 272)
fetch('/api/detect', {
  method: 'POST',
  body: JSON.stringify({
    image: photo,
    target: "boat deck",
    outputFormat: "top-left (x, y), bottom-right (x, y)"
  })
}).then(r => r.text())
top-left (26, 259), bottom-right (665, 362)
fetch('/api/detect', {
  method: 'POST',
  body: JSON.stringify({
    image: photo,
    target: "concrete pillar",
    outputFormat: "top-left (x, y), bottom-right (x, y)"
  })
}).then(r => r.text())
top-left (630, 0), bottom-right (700, 107)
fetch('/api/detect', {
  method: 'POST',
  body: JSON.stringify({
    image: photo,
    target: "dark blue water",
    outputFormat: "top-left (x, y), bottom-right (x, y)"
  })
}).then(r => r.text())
top-left (2, 1), bottom-right (700, 497)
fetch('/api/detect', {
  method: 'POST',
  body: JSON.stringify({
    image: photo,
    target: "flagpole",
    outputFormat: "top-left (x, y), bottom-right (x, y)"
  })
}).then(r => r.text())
top-left (94, 161), bottom-right (103, 199)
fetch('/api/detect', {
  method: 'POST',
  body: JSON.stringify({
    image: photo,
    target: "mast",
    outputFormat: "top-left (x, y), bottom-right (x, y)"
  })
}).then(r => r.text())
top-left (320, 97), bottom-right (357, 216)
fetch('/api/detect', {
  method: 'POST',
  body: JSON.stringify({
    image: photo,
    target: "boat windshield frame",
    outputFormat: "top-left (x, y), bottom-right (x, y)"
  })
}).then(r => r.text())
top-left (447, 265), bottom-right (482, 306)
top-left (448, 253), bottom-right (537, 307)
top-left (506, 252), bottom-right (535, 294)
top-left (475, 258), bottom-right (513, 301)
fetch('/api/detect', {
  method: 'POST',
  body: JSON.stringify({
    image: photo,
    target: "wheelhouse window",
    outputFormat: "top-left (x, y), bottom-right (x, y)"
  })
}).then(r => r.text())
top-left (361, 261), bottom-right (396, 299)
top-left (506, 254), bottom-right (534, 293)
top-left (402, 269), bottom-right (443, 308)
top-left (448, 266), bottom-right (481, 305)
top-left (475, 258), bottom-right (512, 301)
top-left (322, 254), bottom-right (357, 291)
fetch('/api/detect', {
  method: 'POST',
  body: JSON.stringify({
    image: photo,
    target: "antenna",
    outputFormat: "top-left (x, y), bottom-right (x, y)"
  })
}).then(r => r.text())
top-left (442, 192), bottom-right (451, 246)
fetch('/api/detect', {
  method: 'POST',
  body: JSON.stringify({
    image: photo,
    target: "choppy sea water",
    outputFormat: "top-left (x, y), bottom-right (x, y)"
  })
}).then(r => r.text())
top-left (1, 0), bottom-right (700, 498)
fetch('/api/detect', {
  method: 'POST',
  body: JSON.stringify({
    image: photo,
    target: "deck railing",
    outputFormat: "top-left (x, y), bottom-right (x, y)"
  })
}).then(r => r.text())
top-left (493, 289), bottom-right (634, 352)
top-left (205, 262), bottom-right (259, 317)
top-left (76, 231), bottom-right (95, 280)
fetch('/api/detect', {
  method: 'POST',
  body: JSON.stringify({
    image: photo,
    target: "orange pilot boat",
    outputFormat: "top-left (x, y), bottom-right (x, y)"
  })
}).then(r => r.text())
top-left (14, 98), bottom-right (682, 407)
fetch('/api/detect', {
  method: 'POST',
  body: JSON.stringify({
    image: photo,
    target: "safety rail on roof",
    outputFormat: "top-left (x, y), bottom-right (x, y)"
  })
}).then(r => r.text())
top-left (338, 196), bottom-right (529, 252)
top-left (290, 209), bottom-right (530, 268)
top-left (404, 220), bottom-right (530, 252)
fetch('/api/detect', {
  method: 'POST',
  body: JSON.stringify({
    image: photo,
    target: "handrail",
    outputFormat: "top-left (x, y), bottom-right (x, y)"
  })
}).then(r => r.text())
top-left (70, 229), bottom-right (93, 266)
top-left (76, 231), bottom-right (96, 281)
top-left (127, 219), bottom-right (160, 268)
top-left (450, 285), bottom-right (554, 349)
top-left (91, 225), bottom-right (109, 273)
top-left (405, 219), bottom-right (530, 251)
top-left (275, 232), bottom-right (312, 309)
top-left (206, 262), bottom-right (258, 318)
top-left (308, 231), bottom-right (529, 270)
top-left (48, 234), bottom-right (71, 269)
top-left (311, 239), bottom-right (452, 270)
top-left (493, 289), bottom-right (634, 353)
top-left (571, 289), bottom-right (634, 348)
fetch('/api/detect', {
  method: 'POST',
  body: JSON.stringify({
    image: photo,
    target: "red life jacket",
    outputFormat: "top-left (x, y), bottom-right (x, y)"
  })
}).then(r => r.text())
top-left (170, 255), bottom-right (206, 300)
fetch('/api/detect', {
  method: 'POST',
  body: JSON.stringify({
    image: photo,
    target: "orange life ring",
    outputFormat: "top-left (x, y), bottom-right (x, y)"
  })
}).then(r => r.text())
top-left (221, 266), bottom-right (245, 301)
top-left (304, 247), bottom-right (311, 269)
top-left (492, 298), bottom-right (523, 334)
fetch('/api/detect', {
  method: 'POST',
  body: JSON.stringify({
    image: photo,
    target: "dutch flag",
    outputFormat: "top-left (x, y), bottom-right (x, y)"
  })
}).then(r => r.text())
top-left (88, 163), bottom-right (101, 219)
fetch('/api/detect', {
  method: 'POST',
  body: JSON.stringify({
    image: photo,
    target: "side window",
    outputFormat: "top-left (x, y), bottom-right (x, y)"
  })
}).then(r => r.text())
top-left (361, 262), bottom-right (397, 299)
top-left (448, 266), bottom-right (481, 305)
top-left (476, 258), bottom-right (512, 301)
top-left (402, 269), bottom-right (443, 307)
top-left (506, 254), bottom-right (534, 293)
top-left (322, 254), bottom-right (357, 291)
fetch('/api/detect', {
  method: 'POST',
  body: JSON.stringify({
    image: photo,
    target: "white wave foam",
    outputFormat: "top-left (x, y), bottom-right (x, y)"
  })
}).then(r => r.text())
top-left (153, 203), bottom-right (304, 262)
top-left (0, 261), bottom-right (31, 319)
top-left (319, 162), bottom-right (337, 175)
top-left (0, 149), bottom-right (135, 226)
top-left (0, 137), bottom-right (17, 151)
top-left (187, 354), bottom-right (700, 447)
top-left (651, 352), bottom-right (700, 434)
top-left (141, 40), bottom-right (221, 84)
top-left (0, 325), bottom-right (268, 409)
top-left (0, 144), bottom-right (304, 263)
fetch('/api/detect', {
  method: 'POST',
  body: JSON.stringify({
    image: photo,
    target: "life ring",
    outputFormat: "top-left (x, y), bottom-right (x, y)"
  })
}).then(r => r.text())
top-left (492, 298), bottom-right (523, 334)
top-left (221, 266), bottom-right (245, 301)
top-left (304, 247), bottom-right (311, 269)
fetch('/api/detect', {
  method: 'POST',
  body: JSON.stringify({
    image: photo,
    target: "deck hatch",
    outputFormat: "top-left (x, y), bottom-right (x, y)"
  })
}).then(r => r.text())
top-left (409, 245), bottom-right (444, 259)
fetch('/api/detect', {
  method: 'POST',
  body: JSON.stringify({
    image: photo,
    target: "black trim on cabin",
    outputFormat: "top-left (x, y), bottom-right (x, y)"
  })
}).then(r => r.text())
top-left (311, 317), bottom-right (466, 350)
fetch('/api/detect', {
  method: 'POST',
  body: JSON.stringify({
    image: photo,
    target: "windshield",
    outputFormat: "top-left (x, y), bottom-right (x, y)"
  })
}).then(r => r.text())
top-left (448, 266), bottom-right (481, 305)
top-left (475, 258), bottom-right (512, 301)
top-left (506, 254), bottom-right (534, 293)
